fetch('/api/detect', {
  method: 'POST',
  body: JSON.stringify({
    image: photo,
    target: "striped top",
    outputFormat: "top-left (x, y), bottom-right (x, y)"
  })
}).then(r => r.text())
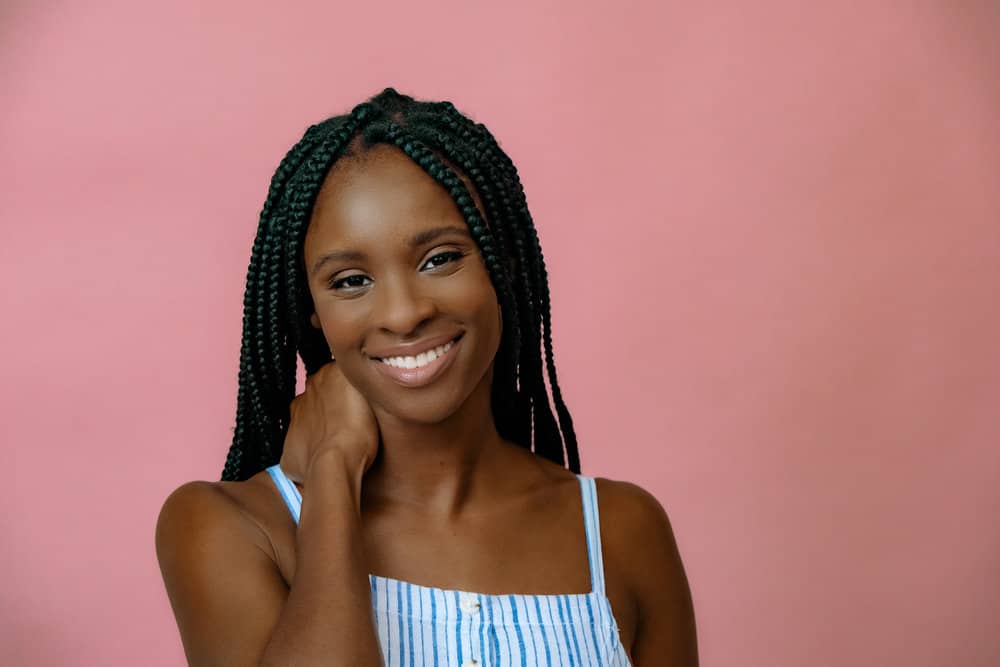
top-left (266, 464), bottom-right (632, 666)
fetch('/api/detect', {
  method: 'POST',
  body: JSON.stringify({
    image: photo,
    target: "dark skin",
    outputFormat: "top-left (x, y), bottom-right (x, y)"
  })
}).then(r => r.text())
top-left (156, 144), bottom-right (697, 665)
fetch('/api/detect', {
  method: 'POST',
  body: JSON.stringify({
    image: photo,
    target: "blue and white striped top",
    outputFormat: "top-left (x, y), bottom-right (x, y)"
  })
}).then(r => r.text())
top-left (266, 464), bottom-right (632, 666)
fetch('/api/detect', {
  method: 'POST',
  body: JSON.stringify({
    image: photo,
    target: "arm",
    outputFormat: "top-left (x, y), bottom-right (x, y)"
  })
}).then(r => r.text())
top-left (261, 449), bottom-right (382, 665)
top-left (619, 482), bottom-right (699, 666)
top-left (155, 449), bottom-right (382, 666)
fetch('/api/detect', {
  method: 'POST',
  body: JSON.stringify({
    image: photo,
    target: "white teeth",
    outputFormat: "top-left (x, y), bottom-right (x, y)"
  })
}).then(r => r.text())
top-left (380, 340), bottom-right (455, 369)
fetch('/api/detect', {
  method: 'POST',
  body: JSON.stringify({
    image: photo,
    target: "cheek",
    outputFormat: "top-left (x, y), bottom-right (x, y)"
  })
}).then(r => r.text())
top-left (463, 274), bottom-right (501, 335)
top-left (471, 299), bottom-right (504, 364)
top-left (451, 279), bottom-right (498, 328)
top-left (311, 305), bottom-right (354, 355)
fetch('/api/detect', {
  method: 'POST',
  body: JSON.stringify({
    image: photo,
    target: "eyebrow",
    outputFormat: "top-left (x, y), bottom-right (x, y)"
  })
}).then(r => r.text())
top-left (309, 224), bottom-right (473, 277)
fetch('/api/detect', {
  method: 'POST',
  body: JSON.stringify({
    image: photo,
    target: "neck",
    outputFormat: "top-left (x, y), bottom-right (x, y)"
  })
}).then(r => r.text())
top-left (362, 368), bottom-right (511, 519)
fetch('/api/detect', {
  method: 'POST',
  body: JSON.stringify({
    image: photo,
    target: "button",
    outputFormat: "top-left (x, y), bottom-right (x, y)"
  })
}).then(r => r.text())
top-left (459, 592), bottom-right (481, 615)
top-left (461, 661), bottom-right (479, 667)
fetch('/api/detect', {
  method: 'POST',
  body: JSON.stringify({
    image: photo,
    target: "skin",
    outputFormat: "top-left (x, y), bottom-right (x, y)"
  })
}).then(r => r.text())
top-left (156, 143), bottom-right (698, 665)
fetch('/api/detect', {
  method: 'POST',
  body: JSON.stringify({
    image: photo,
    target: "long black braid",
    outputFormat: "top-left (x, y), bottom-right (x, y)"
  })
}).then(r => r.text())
top-left (221, 88), bottom-right (579, 481)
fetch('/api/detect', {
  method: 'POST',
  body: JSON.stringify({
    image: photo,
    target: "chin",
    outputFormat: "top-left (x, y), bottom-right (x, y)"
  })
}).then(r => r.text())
top-left (372, 385), bottom-right (470, 425)
top-left (368, 367), bottom-right (496, 429)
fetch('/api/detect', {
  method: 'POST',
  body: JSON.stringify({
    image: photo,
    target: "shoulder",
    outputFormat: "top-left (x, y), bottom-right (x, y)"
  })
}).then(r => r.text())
top-left (155, 475), bottom-right (279, 572)
top-left (593, 477), bottom-right (675, 543)
top-left (594, 477), bottom-right (699, 664)
top-left (592, 478), bottom-right (682, 584)
top-left (155, 476), bottom-right (293, 664)
top-left (156, 480), bottom-right (229, 546)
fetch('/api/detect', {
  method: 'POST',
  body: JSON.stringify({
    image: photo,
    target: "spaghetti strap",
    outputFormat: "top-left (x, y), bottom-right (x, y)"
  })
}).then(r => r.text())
top-left (266, 464), bottom-right (302, 524)
top-left (267, 465), bottom-right (610, 594)
top-left (264, 465), bottom-right (631, 663)
top-left (576, 474), bottom-right (608, 595)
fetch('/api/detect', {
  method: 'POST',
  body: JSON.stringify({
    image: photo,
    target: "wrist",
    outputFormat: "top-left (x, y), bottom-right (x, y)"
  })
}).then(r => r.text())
top-left (305, 447), bottom-right (368, 500)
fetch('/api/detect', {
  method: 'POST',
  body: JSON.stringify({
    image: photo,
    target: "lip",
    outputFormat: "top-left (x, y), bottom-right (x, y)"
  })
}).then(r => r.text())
top-left (369, 334), bottom-right (463, 388)
top-left (365, 332), bottom-right (463, 360)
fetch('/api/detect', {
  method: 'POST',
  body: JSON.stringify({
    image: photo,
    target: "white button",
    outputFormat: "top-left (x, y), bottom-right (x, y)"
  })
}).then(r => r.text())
top-left (459, 592), bottom-right (481, 615)
top-left (461, 661), bottom-right (479, 667)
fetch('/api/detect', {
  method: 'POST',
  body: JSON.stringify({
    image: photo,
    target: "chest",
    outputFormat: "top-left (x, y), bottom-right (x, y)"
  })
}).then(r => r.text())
top-left (262, 482), bottom-right (638, 657)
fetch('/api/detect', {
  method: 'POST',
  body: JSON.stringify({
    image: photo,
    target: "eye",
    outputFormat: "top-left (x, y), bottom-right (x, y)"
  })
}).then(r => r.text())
top-left (421, 250), bottom-right (465, 270)
top-left (326, 251), bottom-right (466, 293)
top-left (328, 274), bottom-right (371, 291)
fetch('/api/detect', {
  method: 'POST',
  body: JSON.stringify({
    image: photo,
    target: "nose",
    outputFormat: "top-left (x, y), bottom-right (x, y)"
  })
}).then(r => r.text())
top-left (373, 272), bottom-right (438, 335)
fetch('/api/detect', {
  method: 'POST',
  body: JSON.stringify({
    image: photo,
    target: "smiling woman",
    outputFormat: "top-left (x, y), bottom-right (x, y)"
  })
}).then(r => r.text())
top-left (302, 147), bottom-right (503, 425)
top-left (154, 88), bottom-right (698, 666)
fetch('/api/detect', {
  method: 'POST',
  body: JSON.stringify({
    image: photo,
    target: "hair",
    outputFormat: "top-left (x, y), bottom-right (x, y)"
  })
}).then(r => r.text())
top-left (220, 88), bottom-right (579, 482)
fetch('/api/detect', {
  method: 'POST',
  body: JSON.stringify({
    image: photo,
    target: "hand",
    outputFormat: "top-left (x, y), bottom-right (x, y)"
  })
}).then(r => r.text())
top-left (279, 361), bottom-right (380, 486)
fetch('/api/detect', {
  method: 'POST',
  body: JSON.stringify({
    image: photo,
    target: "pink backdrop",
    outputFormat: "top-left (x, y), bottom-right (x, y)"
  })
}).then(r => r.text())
top-left (3, 2), bottom-right (998, 665)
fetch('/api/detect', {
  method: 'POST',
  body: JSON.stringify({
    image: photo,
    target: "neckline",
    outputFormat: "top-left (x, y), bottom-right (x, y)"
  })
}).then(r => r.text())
top-left (266, 464), bottom-right (606, 601)
top-left (365, 571), bottom-right (626, 642)
top-left (365, 571), bottom-right (601, 601)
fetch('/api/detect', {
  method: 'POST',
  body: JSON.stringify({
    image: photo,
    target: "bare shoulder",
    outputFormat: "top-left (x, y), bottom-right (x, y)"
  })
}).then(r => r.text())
top-left (156, 480), bottom-right (233, 551)
top-left (593, 477), bottom-right (699, 664)
top-left (591, 477), bottom-right (683, 594)
top-left (593, 477), bottom-right (676, 543)
top-left (155, 475), bottom-right (291, 665)
top-left (156, 476), bottom-right (277, 561)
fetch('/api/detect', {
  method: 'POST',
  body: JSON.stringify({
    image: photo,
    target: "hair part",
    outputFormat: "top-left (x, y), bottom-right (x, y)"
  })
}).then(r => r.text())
top-left (221, 88), bottom-right (579, 481)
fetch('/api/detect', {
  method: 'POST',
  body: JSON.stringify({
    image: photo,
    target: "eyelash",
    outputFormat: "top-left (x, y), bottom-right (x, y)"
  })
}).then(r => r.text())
top-left (328, 250), bottom-right (466, 291)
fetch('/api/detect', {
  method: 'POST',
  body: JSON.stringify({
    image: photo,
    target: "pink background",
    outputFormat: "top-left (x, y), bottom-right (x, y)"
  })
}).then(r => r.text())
top-left (3, 2), bottom-right (999, 665)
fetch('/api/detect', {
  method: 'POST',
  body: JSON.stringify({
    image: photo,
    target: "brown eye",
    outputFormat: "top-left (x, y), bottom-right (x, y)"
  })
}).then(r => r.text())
top-left (329, 274), bottom-right (371, 290)
top-left (327, 251), bottom-right (465, 292)
top-left (421, 251), bottom-right (465, 270)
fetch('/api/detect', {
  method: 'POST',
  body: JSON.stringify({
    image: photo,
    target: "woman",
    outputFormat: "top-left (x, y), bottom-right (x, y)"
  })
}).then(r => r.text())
top-left (156, 88), bottom-right (698, 666)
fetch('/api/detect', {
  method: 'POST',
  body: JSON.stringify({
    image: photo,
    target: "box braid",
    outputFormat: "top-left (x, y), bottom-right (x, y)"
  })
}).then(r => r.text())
top-left (221, 88), bottom-right (579, 481)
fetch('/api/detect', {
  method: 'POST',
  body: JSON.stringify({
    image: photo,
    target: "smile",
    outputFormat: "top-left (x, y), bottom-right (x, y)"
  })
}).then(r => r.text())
top-left (378, 337), bottom-right (457, 368)
top-left (369, 334), bottom-right (463, 388)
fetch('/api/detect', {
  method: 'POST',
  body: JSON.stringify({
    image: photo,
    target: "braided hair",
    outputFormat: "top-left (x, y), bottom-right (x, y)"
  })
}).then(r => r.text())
top-left (221, 88), bottom-right (579, 481)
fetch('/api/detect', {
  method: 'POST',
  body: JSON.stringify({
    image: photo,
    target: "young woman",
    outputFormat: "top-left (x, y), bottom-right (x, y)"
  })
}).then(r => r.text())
top-left (156, 89), bottom-right (698, 666)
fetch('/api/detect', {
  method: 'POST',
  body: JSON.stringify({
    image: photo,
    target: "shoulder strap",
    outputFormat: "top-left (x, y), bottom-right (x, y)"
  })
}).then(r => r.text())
top-left (576, 474), bottom-right (607, 595)
top-left (266, 464), bottom-right (302, 524)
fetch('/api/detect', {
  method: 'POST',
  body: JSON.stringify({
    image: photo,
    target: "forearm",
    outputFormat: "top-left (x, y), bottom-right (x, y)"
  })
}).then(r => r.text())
top-left (260, 449), bottom-right (381, 666)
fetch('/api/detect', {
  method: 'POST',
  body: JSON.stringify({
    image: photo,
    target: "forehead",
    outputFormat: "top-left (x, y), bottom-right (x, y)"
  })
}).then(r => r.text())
top-left (306, 144), bottom-right (461, 248)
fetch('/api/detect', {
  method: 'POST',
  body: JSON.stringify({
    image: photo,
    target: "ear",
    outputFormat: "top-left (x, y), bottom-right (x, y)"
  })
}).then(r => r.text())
top-left (310, 312), bottom-right (321, 329)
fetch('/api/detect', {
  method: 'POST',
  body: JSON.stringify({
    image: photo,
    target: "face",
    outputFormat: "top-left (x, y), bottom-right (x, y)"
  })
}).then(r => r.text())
top-left (303, 144), bottom-right (503, 424)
